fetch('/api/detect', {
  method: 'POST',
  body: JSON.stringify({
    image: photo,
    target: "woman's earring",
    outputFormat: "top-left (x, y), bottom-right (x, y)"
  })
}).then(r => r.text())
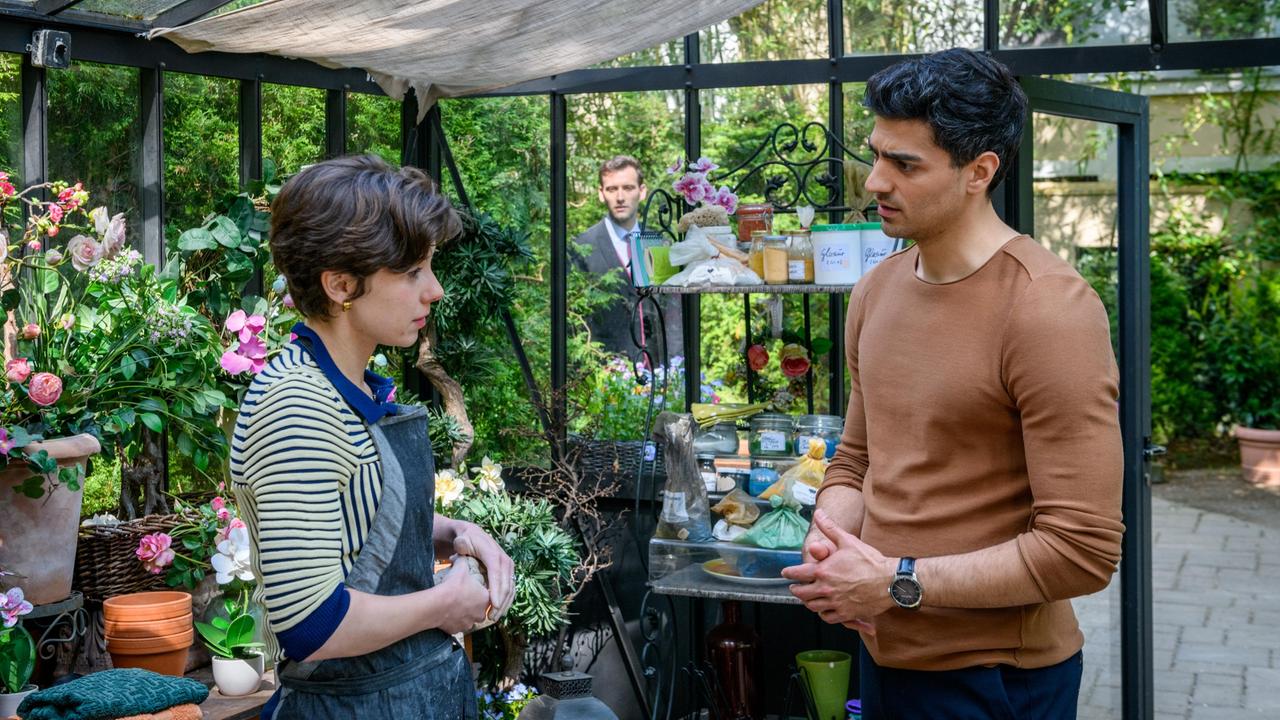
top-left (342, 300), bottom-right (352, 313)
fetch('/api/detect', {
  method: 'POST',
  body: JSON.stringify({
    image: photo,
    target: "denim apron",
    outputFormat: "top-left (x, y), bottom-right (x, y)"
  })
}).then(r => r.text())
top-left (269, 405), bottom-right (477, 719)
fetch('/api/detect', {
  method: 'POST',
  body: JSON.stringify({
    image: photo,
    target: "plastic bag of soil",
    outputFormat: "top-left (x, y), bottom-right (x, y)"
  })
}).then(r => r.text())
top-left (652, 411), bottom-right (713, 542)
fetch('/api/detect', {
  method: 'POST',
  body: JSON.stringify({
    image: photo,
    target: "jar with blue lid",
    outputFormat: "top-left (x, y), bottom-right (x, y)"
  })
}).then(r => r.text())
top-left (748, 459), bottom-right (779, 496)
top-left (795, 414), bottom-right (843, 459)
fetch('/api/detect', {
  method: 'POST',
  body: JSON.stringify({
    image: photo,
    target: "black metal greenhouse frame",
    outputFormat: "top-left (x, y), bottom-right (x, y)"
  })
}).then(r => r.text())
top-left (3, 1), bottom-right (1278, 717)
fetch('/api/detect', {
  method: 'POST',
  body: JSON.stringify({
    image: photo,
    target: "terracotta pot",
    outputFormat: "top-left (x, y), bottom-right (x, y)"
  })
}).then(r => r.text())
top-left (103, 613), bottom-right (193, 639)
top-left (211, 653), bottom-right (265, 696)
top-left (106, 627), bottom-right (193, 677)
top-left (0, 684), bottom-right (38, 717)
top-left (0, 433), bottom-right (101, 604)
top-left (1237, 426), bottom-right (1280, 488)
top-left (103, 591), bottom-right (192, 622)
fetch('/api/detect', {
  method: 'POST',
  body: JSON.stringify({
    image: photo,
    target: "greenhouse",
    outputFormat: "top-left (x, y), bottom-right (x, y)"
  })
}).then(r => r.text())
top-left (1, 1), bottom-right (1279, 719)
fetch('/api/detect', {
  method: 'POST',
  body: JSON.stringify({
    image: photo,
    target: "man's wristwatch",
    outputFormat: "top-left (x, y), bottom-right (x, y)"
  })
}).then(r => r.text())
top-left (888, 557), bottom-right (923, 610)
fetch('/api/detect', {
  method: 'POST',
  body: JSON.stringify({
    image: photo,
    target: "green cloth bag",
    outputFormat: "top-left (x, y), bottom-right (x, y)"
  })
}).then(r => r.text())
top-left (18, 668), bottom-right (209, 720)
top-left (736, 495), bottom-right (808, 550)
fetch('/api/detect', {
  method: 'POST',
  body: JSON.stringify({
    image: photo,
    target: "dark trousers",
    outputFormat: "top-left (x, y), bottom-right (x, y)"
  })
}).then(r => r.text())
top-left (858, 644), bottom-right (1084, 720)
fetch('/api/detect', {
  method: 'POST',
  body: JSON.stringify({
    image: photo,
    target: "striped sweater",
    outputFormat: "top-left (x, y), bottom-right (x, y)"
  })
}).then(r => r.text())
top-left (229, 329), bottom-right (397, 662)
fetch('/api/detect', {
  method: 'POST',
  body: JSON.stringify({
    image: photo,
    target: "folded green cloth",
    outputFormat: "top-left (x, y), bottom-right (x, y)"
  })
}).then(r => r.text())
top-left (17, 669), bottom-right (209, 720)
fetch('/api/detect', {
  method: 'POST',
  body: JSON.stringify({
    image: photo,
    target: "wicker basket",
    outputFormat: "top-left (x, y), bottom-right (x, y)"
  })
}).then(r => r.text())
top-left (571, 439), bottom-right (664, 482)
top-left (73, 514), bottom-right (187, 603)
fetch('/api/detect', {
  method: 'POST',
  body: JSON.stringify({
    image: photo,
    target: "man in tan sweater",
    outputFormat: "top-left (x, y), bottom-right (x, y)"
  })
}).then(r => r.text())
top-left (782, 49), bottom-right (1124, 719)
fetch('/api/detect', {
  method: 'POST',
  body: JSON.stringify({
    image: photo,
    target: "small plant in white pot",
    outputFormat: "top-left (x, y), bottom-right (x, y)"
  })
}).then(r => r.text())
top-left (0, 583), bottom-right (38, 716)
top-left (195, 525), bottom-right (264, 697)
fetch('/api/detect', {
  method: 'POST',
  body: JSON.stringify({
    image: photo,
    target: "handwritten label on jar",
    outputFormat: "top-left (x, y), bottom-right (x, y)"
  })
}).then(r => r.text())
top-left (788, 260), bottom-right (807, 281)
top-left (759, 430), bottom-right (786, 453)
top-left (792, 482), bottom-right (818, 506)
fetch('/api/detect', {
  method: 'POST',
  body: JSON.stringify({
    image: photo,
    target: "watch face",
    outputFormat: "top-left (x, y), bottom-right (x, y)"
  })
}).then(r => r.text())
top-left (890, 577), bottom-right (922, 608)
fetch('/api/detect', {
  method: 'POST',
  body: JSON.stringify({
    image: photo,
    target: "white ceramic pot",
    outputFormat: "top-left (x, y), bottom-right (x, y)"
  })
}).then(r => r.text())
top-left (0, 684), bottom-right (38, 717)
top-left (212, 653), bottom-right (265, 696)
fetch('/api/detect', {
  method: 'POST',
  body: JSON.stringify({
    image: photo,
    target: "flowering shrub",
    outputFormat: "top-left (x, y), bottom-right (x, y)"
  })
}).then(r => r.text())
top-left (136, 493), bottom-right (247, 590)
top-left (0, 583), bottom-right (35, 694)
top-left (573, 354), bottom-right (726, 440)
top-left (2, 176), bottom-right (230, 497)
top-left (475, 683), bottom-right (538, 720)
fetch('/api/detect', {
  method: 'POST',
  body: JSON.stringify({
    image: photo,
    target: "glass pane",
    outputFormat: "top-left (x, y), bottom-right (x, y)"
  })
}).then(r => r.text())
top-left (0, 53), bottom-right (20, 180)
top-left (1000, 0), bottom-right (1150, 48)
top-left (347, 92), bottom-right (400, 164)
top-left (261, 84), bottom-right (325, 177)
top-left (565, 91), bottom-right (685, 440)
top-left (163, 72), bottom-right (238, 238)
top-left (1032, 112), bottom-right (1122, 718)
top-left (48, 61), bottom-right (140, 248)
top-left (702, 0), bottom-right (828, 63)
top-left (76, 0), bottom-right (188, 20)
top-left (438, 96), bottom-right (550, 462)
top-left (844, 0), bottom-right (982, 55)
top-left (1171, 0), bottom-right (1280, 40)
top-left (592, 39), bottom-right (683, 69)
top-left (699, 85), bottom-right (838, 414)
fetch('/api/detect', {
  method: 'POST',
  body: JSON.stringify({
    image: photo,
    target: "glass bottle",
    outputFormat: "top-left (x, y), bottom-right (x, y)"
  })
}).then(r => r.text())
top-left (788, 230), bottom-right (814, 284)
top-left (706, 600), bottom-right (760, 720)
top-left (762, 235), bottom-right (790, 284)
top-left (748, 230), bottom-right (767, 278)
top-left (697, 452), bottom-right (719, 493)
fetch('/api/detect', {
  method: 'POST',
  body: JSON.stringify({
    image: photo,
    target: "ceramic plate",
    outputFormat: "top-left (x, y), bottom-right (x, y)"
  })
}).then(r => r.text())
top-left (701, 558), bottom-right (793, 586)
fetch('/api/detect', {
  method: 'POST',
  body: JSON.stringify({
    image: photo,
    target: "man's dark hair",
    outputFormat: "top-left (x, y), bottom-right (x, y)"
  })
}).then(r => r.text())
top-left (863, 48), bottom-right (1027, 193)
top-left (269, 154), bottom-right (462, 318)
top-left (598, 155), bottom-right (645, 187)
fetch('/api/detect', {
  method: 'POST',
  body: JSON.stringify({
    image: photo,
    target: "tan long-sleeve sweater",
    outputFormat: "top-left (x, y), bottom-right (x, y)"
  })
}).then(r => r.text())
top-left (818, 234), bottom-right (1125, 671)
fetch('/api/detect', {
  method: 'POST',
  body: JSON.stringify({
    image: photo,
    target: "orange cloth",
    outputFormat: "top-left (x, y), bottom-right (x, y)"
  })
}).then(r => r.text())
top-left (114, 703), bottom-right (204, 720)
top-left (820, 235), bottom-right (1124, 671)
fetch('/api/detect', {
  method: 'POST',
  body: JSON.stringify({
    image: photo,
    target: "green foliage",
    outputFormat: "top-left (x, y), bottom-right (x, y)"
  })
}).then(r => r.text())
top-left (194, 588), bottom-right (264, 660)
top-left (450, 492), bottom-right (580, 641)
top-left (0, 623), bottom-right (35, 694)
top-left (164, 73), bottom-right (240, 237)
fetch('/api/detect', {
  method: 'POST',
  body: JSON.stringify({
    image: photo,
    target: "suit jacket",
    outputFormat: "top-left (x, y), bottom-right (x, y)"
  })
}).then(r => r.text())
top-left (572, 218), bottom-right (683, 363)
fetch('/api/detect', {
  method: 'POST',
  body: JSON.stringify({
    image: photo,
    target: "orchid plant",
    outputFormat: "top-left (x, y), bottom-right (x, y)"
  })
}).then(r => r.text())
top-left (668, 156), bottom-right (739, 215)
top-left (0, 584), bottom-right (35, 695)
top-left (136, 493), bottom-right (250, 591)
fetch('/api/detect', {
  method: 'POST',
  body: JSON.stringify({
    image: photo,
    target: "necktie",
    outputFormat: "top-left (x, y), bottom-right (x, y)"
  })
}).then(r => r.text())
top-left (623, 230), bottom-right (648, 354)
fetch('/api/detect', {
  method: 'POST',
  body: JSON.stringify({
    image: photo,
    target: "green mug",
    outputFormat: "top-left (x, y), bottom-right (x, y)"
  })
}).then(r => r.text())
top-left (796, 649), bottom-right (851, 720)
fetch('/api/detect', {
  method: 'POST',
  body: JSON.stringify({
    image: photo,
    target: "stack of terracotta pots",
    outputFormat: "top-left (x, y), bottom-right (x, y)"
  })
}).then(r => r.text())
top-left (103, 591), bottom-right (193, 676)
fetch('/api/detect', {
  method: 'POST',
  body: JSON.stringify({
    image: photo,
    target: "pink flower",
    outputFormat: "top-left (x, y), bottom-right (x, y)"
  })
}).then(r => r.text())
top-left (710, 186), bottom-right (739, 215)
top-left (673, 172), bottom-right (710, 205)
top-left (0, 587), bottom-right (34, 628)
top-left (239, 336), bottom-right (268, 373)
top-left (136, 532), bottom-right (175, 575)
top-left (387, 387), bottom-right (397, 402)
top-left (211, 496), bottom-right (231, 522)
top-left (282, 294), bottom-right (295, 309)
top-left (215, 517), bottom-right (246, 545)
top-left (47, 203), bottom-right (63, 224)
top-left (747, 344), bottom-right (769, 372)
top-left (46, 225), bottom-right (58, 237)
top-left (0, 428), bottom-right (15, 455)
top-left (58, 313), bottom-right (75, 330)
top-left (224, 309), bottom-right (248, 335)
top-left (666, 157), bottom-right (684, 175)
top-left (289, 332), bottom-right (298, 341)
top-left (219, 349), bottom-right (253, 375)
top-left (26, 240), bottom-right (41, 252)
top-left (28, 372), bottom-right (63, 406)
top-left (5, 358), bottom-right (32, 384)
top-left (21, 323), bottom-right (40, 340)
top-left (66, 234), bottom-right (104, 271)
top-left (689, 157), bottom-right (719, 173)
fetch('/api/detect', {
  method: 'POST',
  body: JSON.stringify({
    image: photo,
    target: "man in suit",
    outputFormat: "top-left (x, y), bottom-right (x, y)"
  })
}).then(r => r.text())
top-left (573, 155), bottom-right (681, 363)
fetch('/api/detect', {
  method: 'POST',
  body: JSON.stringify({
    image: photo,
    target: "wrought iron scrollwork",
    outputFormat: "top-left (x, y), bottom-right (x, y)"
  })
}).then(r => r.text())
top-left (637, 187), bottom-right (686, 247)
top-left (24, 591), bottom-right (89, 662)
top-left (639, 589), bottom-right (678, 720)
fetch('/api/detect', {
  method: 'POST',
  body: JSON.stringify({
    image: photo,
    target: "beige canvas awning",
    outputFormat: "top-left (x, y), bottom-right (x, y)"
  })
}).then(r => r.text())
top-left (152, 0), bottom-right (766, 120)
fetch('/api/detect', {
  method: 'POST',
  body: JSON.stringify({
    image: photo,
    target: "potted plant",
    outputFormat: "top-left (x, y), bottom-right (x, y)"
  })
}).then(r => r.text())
top-left (1208, 277), bottom-right (1280, 486)
top-left (193, 516), bottom-right (264, 697)
top-left (0, 583), bottom-right (37, 716)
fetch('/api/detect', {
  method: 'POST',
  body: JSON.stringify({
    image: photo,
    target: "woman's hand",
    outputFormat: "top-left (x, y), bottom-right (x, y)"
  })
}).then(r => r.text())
top-left (434, 561), bottom-right (491, 635)
top-left (453, 523), bottom-right (517, 618)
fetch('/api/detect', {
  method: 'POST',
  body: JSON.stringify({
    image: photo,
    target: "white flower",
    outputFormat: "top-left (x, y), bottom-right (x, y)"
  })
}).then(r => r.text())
top-left (471, 456), bottom-right (504, 494)
top-left (435, 469), bottom-right (465, 507)
top-left (211, 525), bottom-right (254, 585)
top-left (90, 206), bottom-right (109, 236)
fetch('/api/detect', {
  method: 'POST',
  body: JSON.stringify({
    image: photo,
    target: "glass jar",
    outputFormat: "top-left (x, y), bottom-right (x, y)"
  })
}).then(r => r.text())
top-left (747, 230), bottom-right (766, 278)
top-left (748, 459), bottom-right (779, 496)
top-left (761, 235), bottom-right (790, 284)
top-left (694, 422), bottom-right (739, 455)
top-left (795, 414), bottom-right (843, 459)
top-left (735, 203), bottom-right (774, 243)
top-left (788, 230), bottom-right (814, 284)
top-left (749, 413), bottom-right (794, 456)
top-left (697, 453), bottom-right (719, 493)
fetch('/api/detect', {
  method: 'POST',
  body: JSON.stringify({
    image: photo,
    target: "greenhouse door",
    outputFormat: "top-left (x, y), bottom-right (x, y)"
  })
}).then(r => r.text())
top-left (997, 76), bottom-right (1154, 720)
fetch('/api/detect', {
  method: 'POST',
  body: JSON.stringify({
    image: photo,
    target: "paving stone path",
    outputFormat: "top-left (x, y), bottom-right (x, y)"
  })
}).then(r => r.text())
top-left (1075, 496), bottom-right (1280, 719)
